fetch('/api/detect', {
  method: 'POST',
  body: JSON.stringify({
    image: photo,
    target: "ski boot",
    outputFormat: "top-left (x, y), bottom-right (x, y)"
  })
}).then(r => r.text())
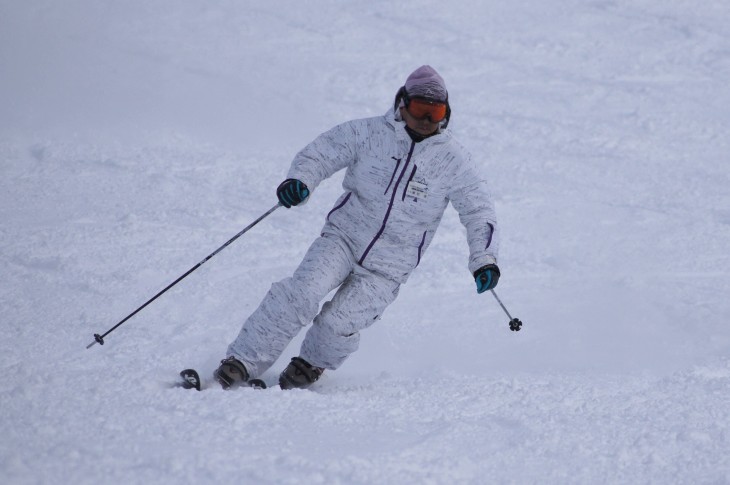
top-left (214, 356), bottom-right (249, 389)
top-left (278, 357), bottom-right (324, 390)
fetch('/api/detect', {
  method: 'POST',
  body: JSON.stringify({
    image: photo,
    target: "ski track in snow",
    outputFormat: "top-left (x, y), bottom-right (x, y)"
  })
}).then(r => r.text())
top-left (1, 1), bottom-right (729, 483)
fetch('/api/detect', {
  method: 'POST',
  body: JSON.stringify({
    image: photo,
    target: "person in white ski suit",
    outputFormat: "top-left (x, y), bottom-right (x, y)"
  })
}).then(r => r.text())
top-left (216, 65), bottom-right (501, 389)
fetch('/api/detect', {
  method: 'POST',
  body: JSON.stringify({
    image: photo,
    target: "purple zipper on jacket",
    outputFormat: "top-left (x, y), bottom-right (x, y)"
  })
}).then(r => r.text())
top-left (327, 192), bottom-right (352, 221)
top-left (401, 164), bottom-right (418, 201)
top-left (385, 157), bottom-right (402, 195)
top-left (359, 140), bottom-right (416, 265)
top-left (485, 222), bottom-right (494, 249)
top-left (416, 230), bottom-right (427, 266)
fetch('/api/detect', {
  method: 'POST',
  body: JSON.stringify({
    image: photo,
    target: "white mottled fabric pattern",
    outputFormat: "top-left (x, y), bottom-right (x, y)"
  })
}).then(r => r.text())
top-left (289, 109), bottom-right (499, 282)
top-left (227, 108), bottom-right (498, 375)
top-left (227, 234), bottom-right (399, 375)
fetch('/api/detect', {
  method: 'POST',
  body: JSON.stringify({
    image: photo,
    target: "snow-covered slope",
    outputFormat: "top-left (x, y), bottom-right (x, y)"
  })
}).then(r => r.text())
top-left (2, 1), bottom-right (729, 483)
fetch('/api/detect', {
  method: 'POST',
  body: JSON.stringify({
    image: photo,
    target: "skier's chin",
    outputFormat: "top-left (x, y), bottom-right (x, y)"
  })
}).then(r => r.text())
top-left (412, 124), bottom-right (438, 136)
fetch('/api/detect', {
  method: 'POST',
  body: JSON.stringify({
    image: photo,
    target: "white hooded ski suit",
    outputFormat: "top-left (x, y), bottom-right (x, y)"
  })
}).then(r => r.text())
top-left (227, 109), bottom-right (499, 376)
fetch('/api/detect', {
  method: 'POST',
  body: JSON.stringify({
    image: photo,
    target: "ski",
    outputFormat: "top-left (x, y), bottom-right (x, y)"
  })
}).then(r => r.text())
top-left (177, 368), bottom-right (268, 391)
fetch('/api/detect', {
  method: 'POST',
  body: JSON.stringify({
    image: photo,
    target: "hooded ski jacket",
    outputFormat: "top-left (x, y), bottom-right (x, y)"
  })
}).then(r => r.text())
top-left (287, 109), bottom-right (499, 284)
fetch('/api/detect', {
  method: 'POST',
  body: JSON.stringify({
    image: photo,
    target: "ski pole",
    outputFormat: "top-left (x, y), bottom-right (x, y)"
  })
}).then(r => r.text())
top-left (490, 289), bottom-right (523, 331)
top-left (86, 202), bottom-right (282, 349)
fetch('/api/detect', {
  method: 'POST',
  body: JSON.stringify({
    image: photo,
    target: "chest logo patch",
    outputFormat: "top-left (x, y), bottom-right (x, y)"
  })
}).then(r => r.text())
top-left (405, 180), bottom-right (428, 200)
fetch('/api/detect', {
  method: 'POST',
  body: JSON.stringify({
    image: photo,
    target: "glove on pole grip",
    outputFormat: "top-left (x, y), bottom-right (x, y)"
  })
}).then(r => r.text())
top-left (474, 264), bottom-right (500, 293)
top-left (276, 179), bottom-right (310, 208)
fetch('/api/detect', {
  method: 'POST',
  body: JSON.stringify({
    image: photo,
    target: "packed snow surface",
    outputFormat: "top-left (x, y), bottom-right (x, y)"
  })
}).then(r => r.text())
top-left (2, 1), bottom-right (729, 483)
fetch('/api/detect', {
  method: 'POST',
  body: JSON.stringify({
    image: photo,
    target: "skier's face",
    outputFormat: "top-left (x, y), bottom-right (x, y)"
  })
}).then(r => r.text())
top-left (400, 106), bottom-right (440, 136)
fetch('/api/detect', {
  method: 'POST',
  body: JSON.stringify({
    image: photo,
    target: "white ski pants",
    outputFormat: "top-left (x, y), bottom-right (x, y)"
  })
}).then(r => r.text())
top-left (226, 233), bottom-right (401, 378)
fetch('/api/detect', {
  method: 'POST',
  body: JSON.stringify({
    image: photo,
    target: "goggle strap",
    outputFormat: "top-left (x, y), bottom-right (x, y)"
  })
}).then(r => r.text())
top-left (393, 86), bottom-right (407, 113)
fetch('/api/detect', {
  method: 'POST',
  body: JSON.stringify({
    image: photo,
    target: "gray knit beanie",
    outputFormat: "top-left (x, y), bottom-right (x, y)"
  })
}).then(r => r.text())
top-left (404, 65), bottom-right (448, 101)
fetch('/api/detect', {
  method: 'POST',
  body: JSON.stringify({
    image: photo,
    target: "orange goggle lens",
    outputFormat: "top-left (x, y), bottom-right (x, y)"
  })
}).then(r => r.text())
top-left (406, 98), bottom-right (448, 122)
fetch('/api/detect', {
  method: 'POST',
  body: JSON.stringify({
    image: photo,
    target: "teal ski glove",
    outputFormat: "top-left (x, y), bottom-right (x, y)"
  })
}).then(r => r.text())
top-left (474, 264), bottom-right (500, 293)
top-left (277, 179), bottom-right (310, 208)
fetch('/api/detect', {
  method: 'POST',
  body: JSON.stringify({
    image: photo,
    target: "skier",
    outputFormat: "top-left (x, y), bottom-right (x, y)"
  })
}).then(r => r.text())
top-left (215, 65), bottom-right (501, 389)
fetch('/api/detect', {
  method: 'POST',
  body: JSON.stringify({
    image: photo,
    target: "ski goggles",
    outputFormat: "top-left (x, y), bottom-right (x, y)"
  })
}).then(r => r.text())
top-left (403, 93), bottom-right (448, 122)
